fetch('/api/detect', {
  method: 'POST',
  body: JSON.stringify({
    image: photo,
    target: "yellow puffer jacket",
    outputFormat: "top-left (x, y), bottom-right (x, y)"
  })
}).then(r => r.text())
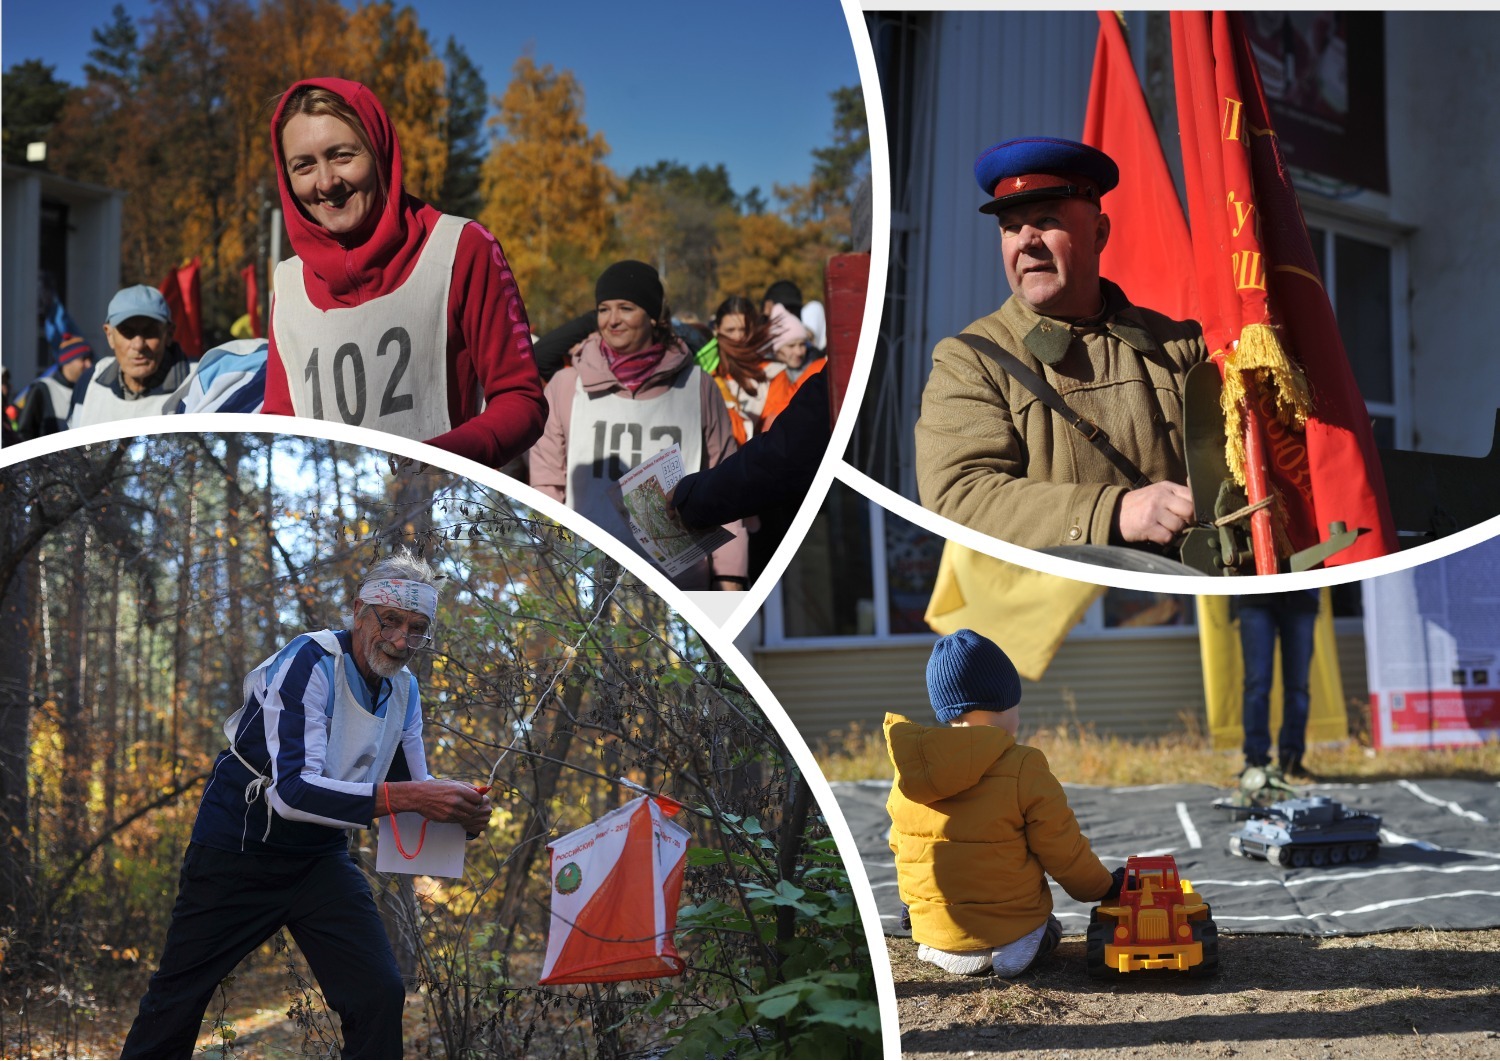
top-left (885, 712), bottom-right (1112, 951)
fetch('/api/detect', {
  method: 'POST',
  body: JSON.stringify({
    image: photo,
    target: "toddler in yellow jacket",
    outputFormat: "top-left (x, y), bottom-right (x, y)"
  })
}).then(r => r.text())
top-left (886, 628), bottom-right (1122, 977)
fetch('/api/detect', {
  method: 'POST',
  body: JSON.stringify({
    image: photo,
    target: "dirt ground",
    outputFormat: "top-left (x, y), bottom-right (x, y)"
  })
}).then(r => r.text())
top-left (889, 928), bottom-right (1500, 1060)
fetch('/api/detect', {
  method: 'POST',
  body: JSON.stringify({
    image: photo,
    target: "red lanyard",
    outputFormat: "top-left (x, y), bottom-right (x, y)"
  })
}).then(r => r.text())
top-left (384, 781), bottom-right (427, 859)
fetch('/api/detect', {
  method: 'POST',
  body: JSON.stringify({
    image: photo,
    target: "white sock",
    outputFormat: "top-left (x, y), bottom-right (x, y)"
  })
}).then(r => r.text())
top-left (917, 943), bottom-right (992, 976)
top-left (990, 920), bottom-right (1048, 978)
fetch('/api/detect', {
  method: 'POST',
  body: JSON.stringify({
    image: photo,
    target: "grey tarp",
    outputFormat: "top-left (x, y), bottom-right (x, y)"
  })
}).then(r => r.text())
top-left (836, 778), bottom-right (1500, 937)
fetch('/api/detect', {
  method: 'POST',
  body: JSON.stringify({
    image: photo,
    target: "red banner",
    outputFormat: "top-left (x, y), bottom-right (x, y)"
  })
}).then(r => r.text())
top-left (159, 257), bottom-right (204, 358)
top-left (1170, 11), bottom-right (1395, 567)
top-left (241, 263), bottom-right (262, 339)
top-left (1083, 12), bottom-right (1196, 323)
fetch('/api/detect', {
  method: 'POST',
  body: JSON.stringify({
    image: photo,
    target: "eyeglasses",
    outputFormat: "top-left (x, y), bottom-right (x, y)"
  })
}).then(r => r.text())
top-left (374, 613), bottom-right (432, 650)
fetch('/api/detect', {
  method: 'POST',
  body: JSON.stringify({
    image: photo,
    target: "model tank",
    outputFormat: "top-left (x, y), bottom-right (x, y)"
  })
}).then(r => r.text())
top-left (1224, 795), bottom-right (1382, 868)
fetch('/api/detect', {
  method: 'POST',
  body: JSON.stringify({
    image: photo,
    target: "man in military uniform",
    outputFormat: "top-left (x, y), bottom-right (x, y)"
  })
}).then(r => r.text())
top-left (915, 137), bottom-right (1208, 551)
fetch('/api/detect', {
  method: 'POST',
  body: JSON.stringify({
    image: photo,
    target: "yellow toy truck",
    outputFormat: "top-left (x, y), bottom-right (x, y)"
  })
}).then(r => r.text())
top-left (1085, 854), bottom-right (1219, 977)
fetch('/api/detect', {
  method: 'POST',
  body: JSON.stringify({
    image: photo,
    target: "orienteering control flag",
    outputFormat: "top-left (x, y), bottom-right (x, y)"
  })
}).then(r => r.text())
top-left (538, 795), bottom-right (689, 985)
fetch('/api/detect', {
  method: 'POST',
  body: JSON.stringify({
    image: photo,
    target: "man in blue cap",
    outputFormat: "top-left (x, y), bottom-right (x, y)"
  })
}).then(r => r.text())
top-left (68, 285), bottom-right (197, 429)
top-left (915, 137), bottom-right (1207, 552)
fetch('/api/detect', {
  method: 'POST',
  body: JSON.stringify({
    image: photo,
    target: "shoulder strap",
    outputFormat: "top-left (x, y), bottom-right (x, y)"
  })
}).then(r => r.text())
top-left (956, 332), bottom-right (1151, 488)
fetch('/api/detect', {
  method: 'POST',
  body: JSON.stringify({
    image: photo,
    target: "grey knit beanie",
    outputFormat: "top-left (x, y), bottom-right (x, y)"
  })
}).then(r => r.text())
top-left (926, 629), bottom-right (1022, 723)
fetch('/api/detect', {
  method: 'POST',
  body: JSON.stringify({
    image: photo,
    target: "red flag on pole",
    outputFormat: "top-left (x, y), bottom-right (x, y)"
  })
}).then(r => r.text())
top-left (241, 263), bottom-right (263, 338)
top-left (1170, 10), bottom-right (1395, 568)
top-left (1083, 12), bottom-right (1197, 324)
top-left (159, 257), bottom-right (204, 358)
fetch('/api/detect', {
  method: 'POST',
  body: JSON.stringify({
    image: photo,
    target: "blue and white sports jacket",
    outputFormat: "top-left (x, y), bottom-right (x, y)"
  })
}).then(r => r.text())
top-left (193, 630), bottom-right (427, 856)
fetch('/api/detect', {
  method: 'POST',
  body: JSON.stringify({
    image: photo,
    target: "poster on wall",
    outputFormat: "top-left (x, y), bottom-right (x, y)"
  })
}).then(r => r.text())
top-left (1361, 537), bottom-right (1500, 748)
top-left (1241, 10), bottom-right (1389, 192)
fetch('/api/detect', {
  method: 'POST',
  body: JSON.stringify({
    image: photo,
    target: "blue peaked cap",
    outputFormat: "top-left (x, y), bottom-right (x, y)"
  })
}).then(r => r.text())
top-left (974, 137), bottom-right (1119, 215)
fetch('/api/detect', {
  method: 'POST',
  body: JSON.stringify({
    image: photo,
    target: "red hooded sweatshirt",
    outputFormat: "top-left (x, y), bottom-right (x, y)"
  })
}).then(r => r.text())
top-left (262, 77), bottom-right (545, 467)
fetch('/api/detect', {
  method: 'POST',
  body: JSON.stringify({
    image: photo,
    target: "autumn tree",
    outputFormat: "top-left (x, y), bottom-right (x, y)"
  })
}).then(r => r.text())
top-left (437, 38), bottom-right (487, 217)
top-left (714, 210), bottom-right (835, 314)
top-left (617, 161), bottom-right (740, 318)
top-left (1, 60), bottom-right (72, 165)
top-left (479, 56), bottom-right (618, 332)
top-left (342, 1), bottom-right (447, 202)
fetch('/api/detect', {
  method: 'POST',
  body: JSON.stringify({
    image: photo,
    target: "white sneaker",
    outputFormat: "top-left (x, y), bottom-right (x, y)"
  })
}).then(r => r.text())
top-left (990, 920), bottom-right (1050, 978)
top-left (917, 943), bottom-right (992, 976)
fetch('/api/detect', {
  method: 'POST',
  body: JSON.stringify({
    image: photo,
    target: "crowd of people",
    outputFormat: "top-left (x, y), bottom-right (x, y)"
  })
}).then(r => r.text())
top-left (5, 77), bottom-right (838, 590)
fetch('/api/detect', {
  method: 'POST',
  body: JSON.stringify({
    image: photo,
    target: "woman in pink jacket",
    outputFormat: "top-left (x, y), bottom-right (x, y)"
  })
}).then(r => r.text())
top-left (530, 260), bottom-right (748, 590)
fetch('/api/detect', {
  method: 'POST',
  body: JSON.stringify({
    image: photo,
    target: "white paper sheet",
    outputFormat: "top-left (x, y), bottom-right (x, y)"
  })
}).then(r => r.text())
top-left (375, 814), bottom-right (466, 877)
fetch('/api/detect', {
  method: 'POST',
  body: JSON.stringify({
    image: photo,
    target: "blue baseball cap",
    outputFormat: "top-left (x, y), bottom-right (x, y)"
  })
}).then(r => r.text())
top-left (974, 137), bottom-right (1119, 216)
top-left (106, 285), bottom-right (173, 327)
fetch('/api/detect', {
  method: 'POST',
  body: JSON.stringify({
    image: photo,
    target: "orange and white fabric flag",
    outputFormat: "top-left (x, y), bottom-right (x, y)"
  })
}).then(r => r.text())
top-left (538, 794), bottom-right (690, 985)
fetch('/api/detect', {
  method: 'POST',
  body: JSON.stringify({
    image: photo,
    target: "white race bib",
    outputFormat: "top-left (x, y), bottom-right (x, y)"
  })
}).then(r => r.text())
top-left (564, 366), bottom-right (704, 552)
top-left (273, 214), bottom-right (467, 439)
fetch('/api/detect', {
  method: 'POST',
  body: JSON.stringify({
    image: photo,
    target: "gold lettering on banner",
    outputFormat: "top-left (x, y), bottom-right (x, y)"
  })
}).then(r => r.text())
top-left (1232, 250), bottom-right (1267, 290)
top-left (1222, 96), bottom-right (1245, 142)
top-left (1257, 388), bottom-right (1312, 495)
top-left (1227, 192), bottom-right (1255, 238)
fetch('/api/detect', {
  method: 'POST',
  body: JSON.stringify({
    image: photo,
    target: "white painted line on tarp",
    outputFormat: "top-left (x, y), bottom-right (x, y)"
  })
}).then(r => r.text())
top-left (1192, 862), bottom-right (1500, 889)
top-left (1215, 889), bottom-right (1500, 922)
top-left (1381, 828), bottom-right (1440, 850)
top-left (1176, 802), bottom-right (1203, 849)
top-left (1397, 779), bottom-right (1490, 823)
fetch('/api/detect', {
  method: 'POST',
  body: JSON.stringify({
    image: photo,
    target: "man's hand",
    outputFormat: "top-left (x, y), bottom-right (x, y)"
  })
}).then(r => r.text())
top-left (1116, 481), bottom-right (1195, 546)
top-left (383, 779), bottom-right (493, 834)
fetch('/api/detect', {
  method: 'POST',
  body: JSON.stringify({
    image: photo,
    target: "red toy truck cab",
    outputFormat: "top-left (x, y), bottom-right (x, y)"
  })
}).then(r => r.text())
top-left (1086, 855), bottom-right (1219, 977)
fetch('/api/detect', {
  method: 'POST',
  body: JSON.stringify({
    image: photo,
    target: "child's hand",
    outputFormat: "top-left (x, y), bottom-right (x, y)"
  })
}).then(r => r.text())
top-left (1101, 866), bottom-right (1127, 901)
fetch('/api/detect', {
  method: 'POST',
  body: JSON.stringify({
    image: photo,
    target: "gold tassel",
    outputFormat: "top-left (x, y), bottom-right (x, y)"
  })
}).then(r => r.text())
top-left (1217, 321), bottom-right (1314, 487)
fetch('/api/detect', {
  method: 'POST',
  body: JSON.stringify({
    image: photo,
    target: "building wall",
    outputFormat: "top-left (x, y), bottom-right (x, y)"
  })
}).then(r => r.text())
top-left (877, 10), bottom-right (1500, 495)
top-left (759, 629), bottom-right (1371, 747)
top-left (1385, 12), bottom-right (1500, 458)
top-left (1, 166), bottom-right (122, 390)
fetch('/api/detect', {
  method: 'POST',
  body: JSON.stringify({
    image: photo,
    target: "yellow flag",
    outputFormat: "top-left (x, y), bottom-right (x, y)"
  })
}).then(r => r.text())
top-left (1198, 590), bottom-right (1348, 751)
top-left (924, 543), bottom-right (1103, 681)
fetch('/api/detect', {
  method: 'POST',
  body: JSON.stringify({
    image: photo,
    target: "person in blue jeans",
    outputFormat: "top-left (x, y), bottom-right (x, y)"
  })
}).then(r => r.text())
top-left (1235, 590), bottom-right (1321, 780)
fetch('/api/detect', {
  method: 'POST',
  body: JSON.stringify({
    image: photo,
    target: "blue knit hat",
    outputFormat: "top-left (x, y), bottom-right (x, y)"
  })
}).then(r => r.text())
top-left (927, 629), bottom-right (1022, 723)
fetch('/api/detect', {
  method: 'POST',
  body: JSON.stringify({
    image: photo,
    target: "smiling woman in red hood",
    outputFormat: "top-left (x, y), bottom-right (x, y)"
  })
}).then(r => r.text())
top-left (262, 77), bottom-right (545, 467)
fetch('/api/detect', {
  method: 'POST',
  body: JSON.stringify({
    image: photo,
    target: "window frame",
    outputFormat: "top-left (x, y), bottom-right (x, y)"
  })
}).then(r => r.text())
top-left (1300, 205), bottom-right (1413, 450)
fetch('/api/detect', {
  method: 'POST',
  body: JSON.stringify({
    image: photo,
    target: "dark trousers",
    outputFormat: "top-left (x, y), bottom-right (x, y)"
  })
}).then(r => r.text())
top-left (121, 843), bottom-right (405, 1059)
top-left (1239, 604), bottom-right (1317, 767)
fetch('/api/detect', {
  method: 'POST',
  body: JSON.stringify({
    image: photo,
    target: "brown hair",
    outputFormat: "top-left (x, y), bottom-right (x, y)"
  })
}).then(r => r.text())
top-left (275, 85), bottom-right (388, 203)
top-left (713, 296), bottom-right (772, 394)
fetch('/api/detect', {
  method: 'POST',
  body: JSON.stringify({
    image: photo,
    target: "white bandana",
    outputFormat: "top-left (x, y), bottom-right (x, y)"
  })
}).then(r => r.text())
top-left (358, 578), bottom-right (438, 620)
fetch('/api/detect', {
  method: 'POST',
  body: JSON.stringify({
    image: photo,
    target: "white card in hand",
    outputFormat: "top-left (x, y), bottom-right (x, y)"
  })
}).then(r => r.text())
top-left (376, 814), bottom-right (466, 877)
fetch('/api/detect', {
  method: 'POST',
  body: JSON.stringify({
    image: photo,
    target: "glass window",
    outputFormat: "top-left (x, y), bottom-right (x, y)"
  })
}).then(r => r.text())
top-left (1334, 235), bottom-right (1393, 404)
top-left (1300, 219), bottom-right (1407, 448)
top-left (1101, 589), bottom-right (1196, 630)
top-left (883, 510), bottom-right (944, 634)
top-left (778, 481), bottom-right (874, 638)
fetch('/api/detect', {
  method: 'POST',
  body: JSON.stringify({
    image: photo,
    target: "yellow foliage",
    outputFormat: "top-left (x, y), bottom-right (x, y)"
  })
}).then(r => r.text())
top-left (715, 210), bottom-right (841, 308)
top-left (343, 2), bottom-right (448, 202)
top-left (479, 56), bottom-right (620, 332)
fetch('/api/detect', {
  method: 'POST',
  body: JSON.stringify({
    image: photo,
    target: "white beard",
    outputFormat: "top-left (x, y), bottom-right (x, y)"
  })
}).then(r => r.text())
top-left (366, 641), bottom-right (410, 679)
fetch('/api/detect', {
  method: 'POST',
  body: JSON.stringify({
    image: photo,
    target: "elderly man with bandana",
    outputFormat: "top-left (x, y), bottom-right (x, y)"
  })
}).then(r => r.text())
top-left (122, 551), bottom-right (491, 1059)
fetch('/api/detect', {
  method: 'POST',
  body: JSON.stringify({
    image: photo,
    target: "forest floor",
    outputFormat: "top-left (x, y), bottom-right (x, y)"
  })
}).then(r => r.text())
top-left (7, 945), bottom-right (437, 1060)
top-left (888, 928), bottom-right (1500, 1059)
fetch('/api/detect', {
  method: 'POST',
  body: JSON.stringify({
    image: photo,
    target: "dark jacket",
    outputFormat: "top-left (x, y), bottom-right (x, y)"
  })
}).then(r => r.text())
top-left (673, 370), bottom-right (830, 527)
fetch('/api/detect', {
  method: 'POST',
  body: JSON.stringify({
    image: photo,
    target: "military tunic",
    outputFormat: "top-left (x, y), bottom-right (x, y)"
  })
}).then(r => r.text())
top-left (915, 280), bottom-right (1208, 549)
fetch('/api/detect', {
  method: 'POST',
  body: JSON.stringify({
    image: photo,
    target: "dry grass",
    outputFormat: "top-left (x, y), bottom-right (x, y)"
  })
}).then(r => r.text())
top-left (814, 704), bottom-right (1500, 787)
